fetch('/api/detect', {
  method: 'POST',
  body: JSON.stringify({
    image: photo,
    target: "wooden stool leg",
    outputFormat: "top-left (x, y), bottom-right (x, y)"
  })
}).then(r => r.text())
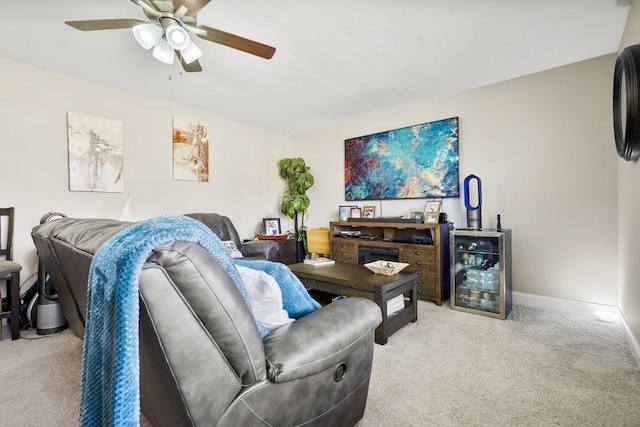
top-left (9, 271), bottom-right (20, 340)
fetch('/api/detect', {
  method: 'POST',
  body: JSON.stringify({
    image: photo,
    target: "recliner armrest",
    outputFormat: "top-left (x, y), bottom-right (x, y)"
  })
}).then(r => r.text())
top-left (262, 297), bottom-right (382, 383)
top-left (240, 240), bottom-right (279, 261)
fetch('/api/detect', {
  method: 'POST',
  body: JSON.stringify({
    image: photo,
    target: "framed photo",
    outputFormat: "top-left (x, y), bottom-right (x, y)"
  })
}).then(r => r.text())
top-left (339, 206), bottom-right (356, 221)
top-left (425, 213), bottom-right (439, 224)
top-left (408, 209), bottom-right (423, 221)
top-left (350, 207), bottom-right (362, 218)
top-left (363, 205), bottom-right (376, 218)
top-left (423, 200), bottom-right (442, 218)
top-left (263, 218), bottom-right (281, 236)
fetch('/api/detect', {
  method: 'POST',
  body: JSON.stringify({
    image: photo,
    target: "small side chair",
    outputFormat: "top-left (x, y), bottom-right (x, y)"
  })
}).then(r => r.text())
top-left (1, 207), bottom-right (21, 340)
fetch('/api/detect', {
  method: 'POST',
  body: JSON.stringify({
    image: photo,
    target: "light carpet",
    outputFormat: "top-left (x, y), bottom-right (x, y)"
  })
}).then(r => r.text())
top-left (361, 303), bottom-right (640, 427)
top-left (1, 301), bottom-right (638, 427)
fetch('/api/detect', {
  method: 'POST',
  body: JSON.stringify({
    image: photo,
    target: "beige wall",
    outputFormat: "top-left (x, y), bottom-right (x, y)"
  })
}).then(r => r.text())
top-left (617, 0), bottom-right (640, 351)
top-left (0, 58), bottom-right (291, 284)
top-left (0, 44), bottom-right (623, 314)
top-left (293, 54), bottom-right (619, 306)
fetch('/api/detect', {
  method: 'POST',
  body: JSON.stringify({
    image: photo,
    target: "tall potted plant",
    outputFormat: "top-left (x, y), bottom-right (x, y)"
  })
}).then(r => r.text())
top-left (279, 157), bottom-right (314, 261)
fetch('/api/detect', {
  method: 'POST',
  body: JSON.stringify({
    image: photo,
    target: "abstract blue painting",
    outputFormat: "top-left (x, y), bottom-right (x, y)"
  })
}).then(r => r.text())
top-left (345, 117), bottom-right (459, 200)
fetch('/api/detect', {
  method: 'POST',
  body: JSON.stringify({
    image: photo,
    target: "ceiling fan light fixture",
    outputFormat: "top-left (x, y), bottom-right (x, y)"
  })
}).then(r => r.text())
top-left (165, 24), bottom-right (190, 50)
top-left (132, 23), bottom-right (162, 50)
top-left (65, 0), bottom-right (276, 73)
top-left (152, 38), bottom-right (175, 64)
top-left (181, 41), bottom-right (203, 64)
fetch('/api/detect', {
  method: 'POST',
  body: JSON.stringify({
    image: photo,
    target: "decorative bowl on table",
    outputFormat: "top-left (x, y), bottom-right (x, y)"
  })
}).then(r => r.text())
top-left (364, 260), bottom-right (409, 275)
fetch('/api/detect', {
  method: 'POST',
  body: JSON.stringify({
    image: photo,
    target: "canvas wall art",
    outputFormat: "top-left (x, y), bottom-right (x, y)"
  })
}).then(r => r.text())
top-left (345, 116), bottom-right (459, 200)
top-left (67, 112), bottom-right (124, 193)
top-left (172, 117), bottom-right (209, 182)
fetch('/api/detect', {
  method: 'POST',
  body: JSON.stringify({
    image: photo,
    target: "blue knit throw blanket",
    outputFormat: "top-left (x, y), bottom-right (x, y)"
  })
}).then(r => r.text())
top-left (80, 215), bottom-right (262, 426)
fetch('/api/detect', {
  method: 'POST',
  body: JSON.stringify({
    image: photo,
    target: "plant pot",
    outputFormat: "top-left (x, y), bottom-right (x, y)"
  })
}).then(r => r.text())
top-left (295, 240), bottom-right (306, 263)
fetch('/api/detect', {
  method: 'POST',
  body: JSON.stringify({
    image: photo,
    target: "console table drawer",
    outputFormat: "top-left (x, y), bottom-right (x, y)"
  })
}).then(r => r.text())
top-left (402, 258), bottom-right (436, 272)
top-left (402, 245), bottom-right (436, 264)
top-left (417, 280), bottom-right (437, 298)
top-left (332, 240), bottom-right (357, 264)
top-left (405, 267), bottom-right (436, 297)
top-left (400, 248), bottom-right (435, 271)
top-left (407, 268), bottom-right (436, 281)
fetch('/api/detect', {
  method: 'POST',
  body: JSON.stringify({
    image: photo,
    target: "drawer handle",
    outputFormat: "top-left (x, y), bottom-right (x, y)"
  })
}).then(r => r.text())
top-left (417, 280), bottom-right (423, 284)
top-left (341, 260), bottom-right (347, 264)
top-left (341, 244), bottom-right (347, 248)
top-left (416, 270), bottom-right (423, 275)
top-left (415, 260), bottom-right (422, 265)
top-left (417, 289), bottom-right (424, 294)
top-left (341, 252), bottom-right (346, 256)
top-left (415, 251), bottom-right (422, 256)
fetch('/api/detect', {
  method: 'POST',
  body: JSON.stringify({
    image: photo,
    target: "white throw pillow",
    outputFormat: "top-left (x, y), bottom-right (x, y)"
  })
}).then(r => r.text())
top-left (236, 265), bottom-right (294, 330)
top-left (222, 240), bottom-right (244, 258)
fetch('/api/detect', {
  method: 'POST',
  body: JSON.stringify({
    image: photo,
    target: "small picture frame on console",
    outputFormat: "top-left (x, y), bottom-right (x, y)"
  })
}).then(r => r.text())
top-left (363, 205), bottom-right (376, 218)
top-left (408, 209), bottom-right (423, 221)
top-left (423, 200), bottom-right (442, 220)
top-left (339, 206), bottom-right (356, 221)
top-left (425, 213), bottom-right (439, 224)
top-left (263, 217), bottom-right (281, 235)
top-left (350, 207), bottom-right (362, 219)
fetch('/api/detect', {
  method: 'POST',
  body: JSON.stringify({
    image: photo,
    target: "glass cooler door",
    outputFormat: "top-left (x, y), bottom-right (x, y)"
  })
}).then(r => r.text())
top-left (451, 230), bottom-right (506, 318)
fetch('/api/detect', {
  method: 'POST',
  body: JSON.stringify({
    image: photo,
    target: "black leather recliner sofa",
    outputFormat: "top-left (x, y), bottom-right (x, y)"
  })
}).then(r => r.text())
top-left (31, 216), bottom-right (382, 427)
top-left (186, 212), bottom-right (279, 261)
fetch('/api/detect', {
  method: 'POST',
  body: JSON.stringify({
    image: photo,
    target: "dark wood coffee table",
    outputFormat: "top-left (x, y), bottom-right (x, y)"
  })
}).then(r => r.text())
top-left (288, 262), bottom-right (418, 344)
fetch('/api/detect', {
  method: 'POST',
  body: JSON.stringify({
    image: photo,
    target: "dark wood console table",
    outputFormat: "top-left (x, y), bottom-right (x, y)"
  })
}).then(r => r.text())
top-left (329, 221), bottom-right (451, 305)
top-left (289, 262), bottom-right (417, 345)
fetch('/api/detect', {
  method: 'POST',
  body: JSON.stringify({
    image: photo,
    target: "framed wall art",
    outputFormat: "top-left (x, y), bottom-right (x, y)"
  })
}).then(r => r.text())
top-left (172, 117), bottom-right (209, 182)
top-left (345, 116), bottom-right (459, 200)
top-left (67, 112), bottom-right (124, 193)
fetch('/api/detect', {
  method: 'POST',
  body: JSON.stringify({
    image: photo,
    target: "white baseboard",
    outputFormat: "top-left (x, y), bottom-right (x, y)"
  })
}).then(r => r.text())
top-left (512, 291), bottom-right (619, 316)
top-left (513, 291), bottom-right (640, 367)
top-left (620, 312), bottom-right (640, 368)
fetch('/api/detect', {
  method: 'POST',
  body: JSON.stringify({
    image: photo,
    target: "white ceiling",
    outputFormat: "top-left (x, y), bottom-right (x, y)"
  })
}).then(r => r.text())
top-left (1, 0), bottom-right (631, 133)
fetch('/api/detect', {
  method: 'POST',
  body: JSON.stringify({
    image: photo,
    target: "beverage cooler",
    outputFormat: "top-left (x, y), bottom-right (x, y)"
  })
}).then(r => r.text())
top-left (450, 229), bottom-right (512, 319)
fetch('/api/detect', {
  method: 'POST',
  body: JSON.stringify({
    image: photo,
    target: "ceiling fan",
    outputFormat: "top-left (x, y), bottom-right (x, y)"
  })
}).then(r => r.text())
top-left (65, 0), bottom-right (276, 73)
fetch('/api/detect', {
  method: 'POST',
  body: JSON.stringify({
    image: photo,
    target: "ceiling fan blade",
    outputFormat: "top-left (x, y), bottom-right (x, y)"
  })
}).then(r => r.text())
top-left (195, 25), bottom-right (275, 59)
top-left (65, 19), bottom-right (146, 31)
top-left (176, 51), bottom-right (203, 72)
top-left (172, 0), bottom-right (211, 16)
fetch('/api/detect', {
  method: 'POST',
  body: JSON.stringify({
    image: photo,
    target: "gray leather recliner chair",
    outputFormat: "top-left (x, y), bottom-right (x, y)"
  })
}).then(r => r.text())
top-left (31, 216), bottom-right (382, 427)
top-left (185, 213), bottom-right (280, 261)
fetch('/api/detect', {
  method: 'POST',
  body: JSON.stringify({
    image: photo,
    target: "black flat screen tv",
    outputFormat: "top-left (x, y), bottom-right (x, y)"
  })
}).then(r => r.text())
top-left (345, 116), bottom-right (459, 200)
